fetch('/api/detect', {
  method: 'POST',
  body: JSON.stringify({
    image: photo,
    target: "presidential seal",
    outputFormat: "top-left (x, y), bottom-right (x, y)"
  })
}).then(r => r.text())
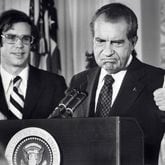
top-left (5, 127), bottom-right (60, 165)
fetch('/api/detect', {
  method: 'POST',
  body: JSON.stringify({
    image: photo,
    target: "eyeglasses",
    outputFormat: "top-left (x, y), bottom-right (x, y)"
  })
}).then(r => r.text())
top-left (1, 34), bottom-right (34, 45)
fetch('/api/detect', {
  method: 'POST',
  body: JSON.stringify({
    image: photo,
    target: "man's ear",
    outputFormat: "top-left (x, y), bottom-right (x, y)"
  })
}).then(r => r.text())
top-left (0, 38), bottom-right (2, 47)
top-left (132, 36), bottom-right (138, 47)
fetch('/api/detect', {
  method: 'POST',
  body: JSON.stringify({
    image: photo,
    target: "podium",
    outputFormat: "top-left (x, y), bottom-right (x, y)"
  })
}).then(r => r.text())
top-left (0, 117), bottom-right (144, 165)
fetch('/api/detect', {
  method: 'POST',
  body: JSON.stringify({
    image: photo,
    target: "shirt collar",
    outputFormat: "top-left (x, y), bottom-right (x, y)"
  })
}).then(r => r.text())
top-left (0, 66), bottom-right (13, 93)
top-left (0, 65), bottom-right (29, 92)
top-left (19, 66), bottom-right (29, 88)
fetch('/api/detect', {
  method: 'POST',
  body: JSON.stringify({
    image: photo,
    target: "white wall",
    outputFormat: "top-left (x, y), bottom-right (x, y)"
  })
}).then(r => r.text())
top-left (3, 0), bottom-right (29, 13)
top-left (141, 0), bottom-right (160, 67)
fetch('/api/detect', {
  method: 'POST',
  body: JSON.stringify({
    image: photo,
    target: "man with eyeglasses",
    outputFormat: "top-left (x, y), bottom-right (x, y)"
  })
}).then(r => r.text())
top-left (0, 9), bottom-right (67, 119)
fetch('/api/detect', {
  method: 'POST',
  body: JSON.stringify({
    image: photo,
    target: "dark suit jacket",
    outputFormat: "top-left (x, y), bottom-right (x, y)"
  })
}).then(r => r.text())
top-left (69, 56), bottom-right (165, 165)
top-left (0, 65), bottom-right (67, 119)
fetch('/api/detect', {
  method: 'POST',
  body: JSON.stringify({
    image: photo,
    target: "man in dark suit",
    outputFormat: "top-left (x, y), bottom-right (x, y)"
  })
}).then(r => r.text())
top-left (0, 10), bottom-right (67, 119)
top-left (69, 3), bottom-right (165, 165)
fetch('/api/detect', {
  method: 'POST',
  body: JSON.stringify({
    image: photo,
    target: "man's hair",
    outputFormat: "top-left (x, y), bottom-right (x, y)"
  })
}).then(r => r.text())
top-left (0, 9), bottom-right (39, 46)
top-left (90, 3), bottom-right (138, 44)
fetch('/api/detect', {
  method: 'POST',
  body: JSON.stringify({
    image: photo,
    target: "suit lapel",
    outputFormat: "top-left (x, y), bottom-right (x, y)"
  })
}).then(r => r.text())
top-left (73, 67), bottom-right (100, 117)
top-left (0, 76), bottom-right (9, 115)
top-left (110, 57), bottom-right (146, 116)
top-left (79, 63), bottom-right (146, 117)
top-left (74, 57), bottom-right (148, 117)
top-left (23, 66), bottom-right (42, 118)
top-left (110, 70), bottom-right (145, 115)
top-left (0, 76), bottom-right (18, 119)
top-left (87, 68), bottom-right (100, 116)
top-left (83, 68), bottom-right (100, 117)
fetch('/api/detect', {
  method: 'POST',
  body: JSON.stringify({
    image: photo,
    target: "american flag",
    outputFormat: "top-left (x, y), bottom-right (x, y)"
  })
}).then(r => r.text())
top-left (29, 0), bottom-right (61, 74)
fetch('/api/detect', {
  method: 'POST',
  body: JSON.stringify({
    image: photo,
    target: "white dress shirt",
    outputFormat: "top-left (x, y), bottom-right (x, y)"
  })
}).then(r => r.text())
top-left (95, 55), bottom-right (133, 111)
top-left (0, 65), bottom-right (29, 108)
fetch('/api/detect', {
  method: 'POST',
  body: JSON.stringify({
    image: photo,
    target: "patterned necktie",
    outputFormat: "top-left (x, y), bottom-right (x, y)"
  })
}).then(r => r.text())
top-left (9, 76), bottom-right (24, 119)
top-left (96, 74), bottom-right (114, 117)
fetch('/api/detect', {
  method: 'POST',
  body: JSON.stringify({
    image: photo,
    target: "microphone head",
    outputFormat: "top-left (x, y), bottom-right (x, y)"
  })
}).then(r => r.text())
top-left (61, 88), bottom-right (78, 105)
top-left (65, 91), bottom-right (88, 116)
top-left (48, 88), bottom-right (88, 119)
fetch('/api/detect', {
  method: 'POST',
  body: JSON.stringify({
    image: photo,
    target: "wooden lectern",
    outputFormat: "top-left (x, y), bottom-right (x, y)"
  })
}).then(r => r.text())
top-left (0, 117), bottom-right (144, 165)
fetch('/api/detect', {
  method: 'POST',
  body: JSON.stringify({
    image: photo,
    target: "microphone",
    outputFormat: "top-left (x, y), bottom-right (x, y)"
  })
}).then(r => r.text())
top-left (48, 88), bottom-right (78, 119)
top-left (64, 91), bottom-right (87, 117)
top-left (48, 89), bottom-right (87, 118)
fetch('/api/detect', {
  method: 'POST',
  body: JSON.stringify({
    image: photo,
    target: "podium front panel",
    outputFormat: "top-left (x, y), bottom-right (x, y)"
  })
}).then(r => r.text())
top-left (0, 117), bottom-right (143, 165)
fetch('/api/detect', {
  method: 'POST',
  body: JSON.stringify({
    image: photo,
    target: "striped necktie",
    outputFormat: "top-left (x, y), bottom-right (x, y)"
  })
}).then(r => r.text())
top-left (9, 76), bottom-right (24, 119)
top-left (96, 74), bottom-right (114, 117)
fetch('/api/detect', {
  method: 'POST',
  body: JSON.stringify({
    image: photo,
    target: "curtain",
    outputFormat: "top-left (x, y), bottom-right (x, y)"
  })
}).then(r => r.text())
top-left (56, 0), bottom-right (113, 84)
top-left (160, 0), bottom-right (165, 69)
top-left (158, 1), bottom-right (165, 164)
top-left (3, 0), bottom-right (29, 13)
